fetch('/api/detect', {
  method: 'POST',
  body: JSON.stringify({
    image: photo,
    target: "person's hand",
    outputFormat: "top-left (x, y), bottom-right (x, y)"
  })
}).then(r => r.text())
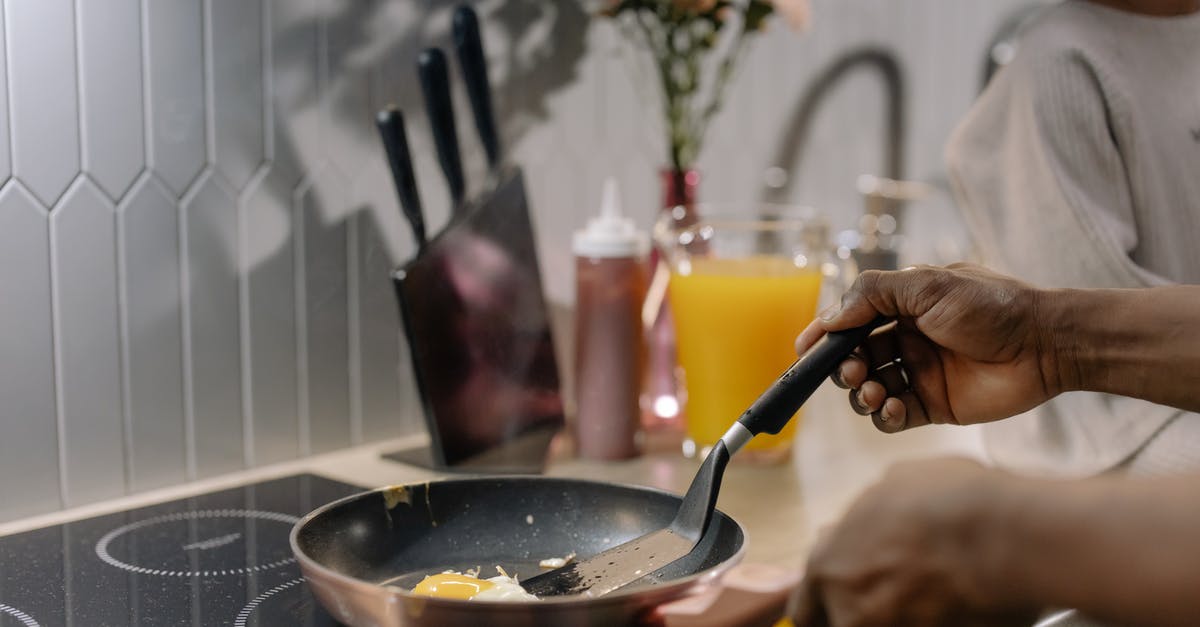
top-left (793, 458), bottom-right (1039, 627)
top-left (795, 263), bottom-right (1059, 432)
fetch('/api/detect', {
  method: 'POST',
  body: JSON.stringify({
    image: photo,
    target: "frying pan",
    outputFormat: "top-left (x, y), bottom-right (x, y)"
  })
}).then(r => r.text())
top-left (291, 477), bottom-right (745, 626)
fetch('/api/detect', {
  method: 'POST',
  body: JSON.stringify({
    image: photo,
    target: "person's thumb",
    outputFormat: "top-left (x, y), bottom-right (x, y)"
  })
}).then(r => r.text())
top-left (818, 271), bottom-right (890, 331)
top-left (821, 266), bottom-right (947, 332)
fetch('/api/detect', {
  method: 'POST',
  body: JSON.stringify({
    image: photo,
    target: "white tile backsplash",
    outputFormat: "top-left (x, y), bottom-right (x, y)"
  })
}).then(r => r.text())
top-left (7, 0), bottom-right (80, 207)
top-left (0, 0), bottom-right (1024, 520)
top-left (182, 172), bottom-right (244, 479)
top-left (52, 179), bottom-right (125, 505)
top-left (77, 0), bottom-right (145, 200)
top-left (243, 168), bottom-right (302, 466)
top-left (0, 5), bottom-right (9, 185)
top-left (297, 168), bottom-right (352, 456)
top-left (146, 0), bottom-right (207, 196)
top-left (119, 175), bottom-right (187, 494)
top-left (0, 183), bottom-right (59, 518)
top-left (210, 0), bottom-right (267, 191)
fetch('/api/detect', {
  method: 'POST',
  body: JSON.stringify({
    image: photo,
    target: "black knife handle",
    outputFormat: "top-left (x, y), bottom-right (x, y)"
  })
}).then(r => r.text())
top-left (417, 48), bottom-right (465, 207)
top-left (375, 107), bottom-right (426, 249)
top-left (737, 317), bottom-right (887, 436)
top-left (453, 5), bottom-right (501, 169)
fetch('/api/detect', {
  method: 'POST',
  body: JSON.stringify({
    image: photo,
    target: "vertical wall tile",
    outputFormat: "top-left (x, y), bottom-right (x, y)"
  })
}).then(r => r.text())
top-left (77, 0), bottom-right (145, 200)
top-left (357, 219), bottom-right (408, 441)
top-left (52, 180), bottom-right (124, 506)
top-left (145, 0), bottom-right (206, 196)
top-left (6, 0), bottom-right (80, 206)
top-left (182, 173), bottom-right (244, 477)
top-left (0, 6), bottom-right (11, 186)
top-left (0, 184), bottom-right (60, 520)
top-left (296, 170), bottom-right (350, 453)
top-left (243, 168), bottom-right (299, 465)
top-left (269, 0), bottom-right (321, 186)
top-left (120, 176), bottom-right (186, 491)
top-left (352, 168), bottom-right (410, 441)
top-left (211, 0), bottom-right (266, 191)
top-left (320, 0), bottom-right (374, 185)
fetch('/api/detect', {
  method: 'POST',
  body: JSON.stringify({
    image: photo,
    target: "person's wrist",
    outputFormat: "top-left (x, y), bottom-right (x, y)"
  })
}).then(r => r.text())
top-left (971, 470), bottom-right (1044, 611)
top-left (1032, 287), bottom-right (1085, 397)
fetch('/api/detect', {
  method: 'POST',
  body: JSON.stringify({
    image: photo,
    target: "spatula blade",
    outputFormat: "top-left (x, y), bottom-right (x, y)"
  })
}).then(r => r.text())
top-left (520, 528), bottom-right (694, 597)
top-left (523, 443), bottom-right (730, 597)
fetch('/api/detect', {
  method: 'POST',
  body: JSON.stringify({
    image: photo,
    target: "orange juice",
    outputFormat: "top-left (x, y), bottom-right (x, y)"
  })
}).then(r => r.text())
top-left (669, 255), bottom-right (823, 454)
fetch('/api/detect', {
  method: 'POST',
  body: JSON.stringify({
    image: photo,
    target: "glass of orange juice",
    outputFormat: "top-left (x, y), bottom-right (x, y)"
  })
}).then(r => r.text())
top-left (657, 205), bottom-right (836, 463)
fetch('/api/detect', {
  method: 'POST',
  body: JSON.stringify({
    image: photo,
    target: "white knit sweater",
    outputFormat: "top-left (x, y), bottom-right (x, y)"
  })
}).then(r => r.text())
top-left (944, 1), bottom-right (1200, 477)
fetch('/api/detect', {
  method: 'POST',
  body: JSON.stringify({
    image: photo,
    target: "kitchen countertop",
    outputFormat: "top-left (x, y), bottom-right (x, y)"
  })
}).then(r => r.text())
top-left (0, 385), bottom-right (985, 570)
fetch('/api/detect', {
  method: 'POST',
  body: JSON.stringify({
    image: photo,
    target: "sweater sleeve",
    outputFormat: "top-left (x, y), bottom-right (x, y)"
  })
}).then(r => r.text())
top-left (945, 38), bottom-right (1169, 289)
top-left (946, 24), bottom-right (1185, 478)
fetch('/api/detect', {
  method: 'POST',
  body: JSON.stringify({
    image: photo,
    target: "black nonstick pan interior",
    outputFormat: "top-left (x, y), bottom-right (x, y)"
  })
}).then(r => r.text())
top-left (293, 477), bottom-right (744, 596)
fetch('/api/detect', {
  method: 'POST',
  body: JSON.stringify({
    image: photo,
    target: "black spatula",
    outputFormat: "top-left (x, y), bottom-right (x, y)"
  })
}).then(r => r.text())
top-left (522, 317), bottom-right (886, 597)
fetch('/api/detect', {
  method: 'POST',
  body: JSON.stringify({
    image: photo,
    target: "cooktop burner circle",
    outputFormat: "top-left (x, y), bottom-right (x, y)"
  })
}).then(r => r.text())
top-left (0, 603), bottom-right (40, 627)
top-left (94, 509), bottom-right (301, 578)
top-left (233, 578), bottom-right (309, 627)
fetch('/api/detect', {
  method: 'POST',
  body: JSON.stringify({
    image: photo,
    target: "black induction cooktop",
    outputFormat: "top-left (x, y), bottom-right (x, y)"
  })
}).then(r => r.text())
top-left (0, 474), bottom-right (364, 626)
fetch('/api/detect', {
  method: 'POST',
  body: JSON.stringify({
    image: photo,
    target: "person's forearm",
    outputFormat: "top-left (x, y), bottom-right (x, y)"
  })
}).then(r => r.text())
top-left (994, 472), bottom-right (1200, 626)
top-left (1039, 285), bottom-right (1200, 412)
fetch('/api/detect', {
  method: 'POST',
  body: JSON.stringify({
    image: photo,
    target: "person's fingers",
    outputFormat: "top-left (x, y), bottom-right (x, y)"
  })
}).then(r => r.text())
top-left (872, 396), bottom-right (908, 433)
top-left (790, 578), bottom-right (829, 627)
top-left (817, 272), bottom-right (890, 331)
top-left (896, 324), bottom-right (954, 424)
top-left (849, 387), bottom-right (873, 416)
top-left (795, 318), bottom-right (826, 356)
top-left (801, 317), bottom-right (898, 365)
top-left (807, 320), bottom-right (895, 393)
top-left (873, 390), bottom-right (933, 433)
top-left (849, 358), bottom-right (909, 414)
top-left (820, 266), bottom-right (951, 331)
top-left (873, 362), bottom-right (908, 394)
top-left (854, 380), bottom-right (886, 414)
top-left (794, 529), bottom-right (837, 627)
top-left (859, 324), bottom-right (901, 369)
top-left (831, 354), bottom-right (867, 389)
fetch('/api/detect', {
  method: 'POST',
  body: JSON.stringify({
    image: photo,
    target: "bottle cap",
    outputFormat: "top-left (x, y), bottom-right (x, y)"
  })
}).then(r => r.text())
top-left (572, 178), bottom-right (649, 258)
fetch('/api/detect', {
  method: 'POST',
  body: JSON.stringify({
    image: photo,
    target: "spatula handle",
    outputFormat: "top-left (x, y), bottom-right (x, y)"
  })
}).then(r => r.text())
top-left (737, 317), bottom-right (887, 436)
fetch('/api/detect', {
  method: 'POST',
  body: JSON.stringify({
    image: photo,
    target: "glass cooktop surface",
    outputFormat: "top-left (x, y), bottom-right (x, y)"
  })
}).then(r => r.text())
top-left (0, 474), bottom-right (363, 626)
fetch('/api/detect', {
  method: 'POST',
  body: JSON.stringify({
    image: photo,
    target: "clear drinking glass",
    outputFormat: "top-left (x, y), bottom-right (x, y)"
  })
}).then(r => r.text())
top-left (657, 204), bottom-right (837, 464)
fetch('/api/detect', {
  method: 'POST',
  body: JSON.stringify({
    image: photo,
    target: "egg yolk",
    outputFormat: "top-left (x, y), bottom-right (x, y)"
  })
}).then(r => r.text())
top-left (411, 573), bottom-right (495, 600)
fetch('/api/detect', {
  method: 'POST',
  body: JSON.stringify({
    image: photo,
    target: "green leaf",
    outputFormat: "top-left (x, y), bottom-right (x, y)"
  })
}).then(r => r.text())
top-left (744, 0), bottom-right (774, 31)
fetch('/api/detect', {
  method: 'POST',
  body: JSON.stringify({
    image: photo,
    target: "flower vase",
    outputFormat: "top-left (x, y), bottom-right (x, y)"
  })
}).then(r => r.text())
top-left (641, 168), bottom-right (700, 434)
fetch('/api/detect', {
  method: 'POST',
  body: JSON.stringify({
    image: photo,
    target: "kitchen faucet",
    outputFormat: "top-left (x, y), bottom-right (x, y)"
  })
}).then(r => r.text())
top-left (763, 47), bottom-right (906, 200)
top-left (762, 47), bottom-right (911, 270)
